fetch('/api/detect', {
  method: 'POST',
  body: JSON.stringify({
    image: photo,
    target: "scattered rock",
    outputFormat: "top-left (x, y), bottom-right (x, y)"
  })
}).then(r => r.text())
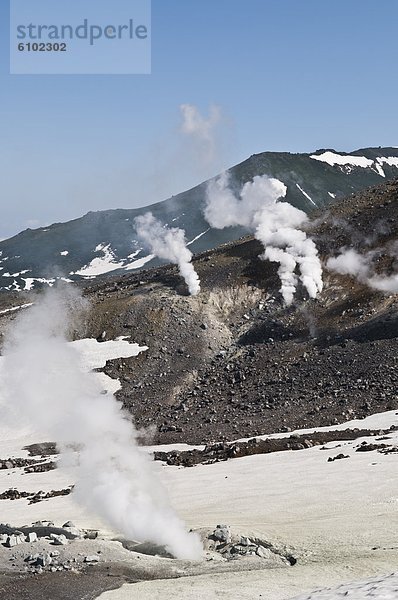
top-left (328, 454), bottom-right (350, 462)
top-left (35, 553), bottom-right (52, 568)
top-left (154, 428), bottom-right (391, 467)
top-left (212, 525), bottom-right (231, 544)
top-left (62, 526), bottom-right (83, 539)
top-left (240, 536), bottom-right (251, 546)
top-left (84, 529), bottom-right (99, 540)
top-left (50, 534), bottom-right (68, 546)
top-left (84, 555), bottom-right (100, 563)
top-left (356, 442), bottom-right (389, 452)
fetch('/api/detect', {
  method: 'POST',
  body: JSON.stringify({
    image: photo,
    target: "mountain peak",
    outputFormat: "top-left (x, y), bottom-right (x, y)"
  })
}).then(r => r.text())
top-left (0, 146), bottom-right (397, 293)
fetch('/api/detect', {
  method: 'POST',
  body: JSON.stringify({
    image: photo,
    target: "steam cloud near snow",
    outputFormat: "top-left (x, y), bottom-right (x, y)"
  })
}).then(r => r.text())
top-left (0, 287), bottom-right (202, 560)
top-left (327, 247), bottom-right (398, 292)
top-left (135, 212), bottom-right (200, 295)
top-left (205, 173), bottom-right (323, 305)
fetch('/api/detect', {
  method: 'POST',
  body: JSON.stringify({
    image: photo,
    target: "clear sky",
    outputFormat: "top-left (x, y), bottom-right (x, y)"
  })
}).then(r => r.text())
top-left (1, 0), bottom-right (397, 239)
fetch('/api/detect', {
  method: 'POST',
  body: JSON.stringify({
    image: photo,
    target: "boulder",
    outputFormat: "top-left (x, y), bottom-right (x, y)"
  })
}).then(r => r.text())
top-left (256, 545), bottom-right (272, 559)
top-left (84, 529), bottom-right (99, 540)
top-left (50, 534), bottom-right (68, 546)
top-left (61, 526), bottom-right (83, 539)
top-left (35, 553), bottom-right (52, 567)
top-left (84, 555), bottom-right (100, 563)
top-left (212, 524), bottom-right (231, 544)
top-left (25, 553), bottom-right (39, 562)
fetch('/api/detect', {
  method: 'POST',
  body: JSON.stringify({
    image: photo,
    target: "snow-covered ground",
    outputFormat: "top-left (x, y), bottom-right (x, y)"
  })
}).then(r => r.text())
top-left (1, 337), bottom-right (397, 599)
top-left (70, 337), bottom-right (148, 373)
top-left (290, 572), bottom-right (398, 599)
top-left (95, 415), bottom-right (398, 599)
top-left (2, 409), bottom-right (398, 598)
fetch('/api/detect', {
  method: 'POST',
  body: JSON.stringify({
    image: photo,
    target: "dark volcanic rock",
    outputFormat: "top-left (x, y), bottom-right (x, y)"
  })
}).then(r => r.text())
top-left (153, 428), bottom-right (393, 467)
top-left (2, 180), bottom-right (398, 445)
top-left (71, 180), bottom-right (398, 443)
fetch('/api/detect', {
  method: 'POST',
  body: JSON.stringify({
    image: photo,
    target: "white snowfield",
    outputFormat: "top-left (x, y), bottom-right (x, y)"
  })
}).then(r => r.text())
top-left (0, 337), bottom-right (398, 599)
top-left (72, 242), bottom-right (155, 277)
top-left (70, 337), bottom-right (148, 395)
top-left (310, 152), bottom-right (374, 169)
top-left (310, 151), bottom-right (398, 178)
top-left (70, 337), bottom-right (148, 372)
top-left (96, 408), bottom-right (398, 600)
top-left (290, 572), bottom-right (398, 599)
top-left (74, 243), bottom-right (126, 277)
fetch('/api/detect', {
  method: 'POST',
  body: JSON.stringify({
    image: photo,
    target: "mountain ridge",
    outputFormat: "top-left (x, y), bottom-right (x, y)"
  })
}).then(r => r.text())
top-left (1, 145), bottom-right (397, 292)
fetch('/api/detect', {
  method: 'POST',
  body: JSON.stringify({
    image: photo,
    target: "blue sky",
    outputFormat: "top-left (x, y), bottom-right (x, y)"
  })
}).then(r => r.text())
top-left (1, 0), bottom-right (397, 238)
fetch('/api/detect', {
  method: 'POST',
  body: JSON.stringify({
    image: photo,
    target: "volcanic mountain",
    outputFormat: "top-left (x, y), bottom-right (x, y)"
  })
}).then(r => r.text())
top-left (2, 178), bottom-right (397, 446)
top-left (1, 146), bottom-right (397, 293)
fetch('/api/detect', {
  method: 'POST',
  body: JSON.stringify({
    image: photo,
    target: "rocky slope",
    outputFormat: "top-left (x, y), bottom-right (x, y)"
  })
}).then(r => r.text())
top-left (1, 147), bottom-right (397, 292)
top-left (1, 180), bottom-right (398, 446)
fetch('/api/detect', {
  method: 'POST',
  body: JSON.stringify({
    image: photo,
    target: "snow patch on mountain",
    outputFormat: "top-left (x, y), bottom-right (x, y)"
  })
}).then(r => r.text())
top-left (296, 184), bottom-right (317, 207)
top-left (310, 152), bottom-right (373, 169)
top-left (378, 156), bottom-right (398, 168)
top-left (374, 160), bottom-right (386, 177)
top-left (187, 228), bottom-right (211, 246)
top-left (124, 253), bottom-right (155, 270)
top-left (2, 270), bottom-right (30, 277)
top-left (375, 156), bottom-right (398, 178)
top-left (71, 244), bottom-right (123, 279)
top-left (0, 302), bottom-right (33, 315)
top-left (70, 337), bottom-right (148, 372)
top-left (311, 151), bottom-right (398, 178)
top-left (22, 277), bottom-right (55, 290)
top-left (74, 244), bottom-right (125, 278)
top-left (72, 244), bottom-right (156, 276)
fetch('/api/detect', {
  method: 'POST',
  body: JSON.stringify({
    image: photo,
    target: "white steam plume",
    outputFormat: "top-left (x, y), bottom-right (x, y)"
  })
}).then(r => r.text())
top-left (326, 248), bottom-right (372, 279)
top-left (327, 247), bottom-right (398, 293)
top-left (135, 212), bottom-right (200, 295)
top-left (0, 287), bottom-right (202, 560)
top-left (205, 173), bottom-right (323, 305)
top-left (180, 104), bottom-right (221, 165)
